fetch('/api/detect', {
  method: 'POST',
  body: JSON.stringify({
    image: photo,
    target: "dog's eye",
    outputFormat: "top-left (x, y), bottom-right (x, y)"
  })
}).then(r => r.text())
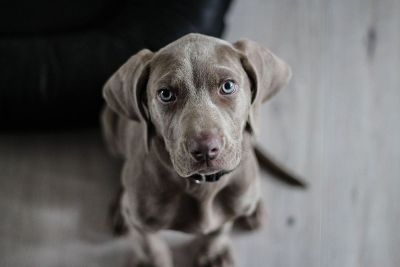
top-left (220, 80), bottom-right (237, 95)
top-left (157, 88), bottom-right (176, 103)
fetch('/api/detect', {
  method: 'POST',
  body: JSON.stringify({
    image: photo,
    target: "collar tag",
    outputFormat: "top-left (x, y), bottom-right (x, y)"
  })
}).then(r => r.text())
top-left (190, 174), bottom-right (205, 184)
top-left (189, 172), bottom-right (226, 184)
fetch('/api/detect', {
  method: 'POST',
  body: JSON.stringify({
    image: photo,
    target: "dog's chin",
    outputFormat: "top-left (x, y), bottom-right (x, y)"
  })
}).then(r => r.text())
top-left (173, 158), bottom-right (240, 178)
top-left (173, 165), bottom-right (221, 178)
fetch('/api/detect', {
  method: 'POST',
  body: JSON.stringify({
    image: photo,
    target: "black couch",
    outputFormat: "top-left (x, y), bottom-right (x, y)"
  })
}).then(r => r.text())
top-left (0, 0), bottom-right (232, 129)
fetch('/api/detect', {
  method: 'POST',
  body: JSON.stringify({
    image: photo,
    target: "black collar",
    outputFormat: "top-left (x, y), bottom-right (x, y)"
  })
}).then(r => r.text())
top-left (189, 170), bottom-right (230, 184)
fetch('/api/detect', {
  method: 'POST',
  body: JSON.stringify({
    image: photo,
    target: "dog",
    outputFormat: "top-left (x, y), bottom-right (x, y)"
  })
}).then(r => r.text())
top-left (101, 33), bottom-right (302, 267)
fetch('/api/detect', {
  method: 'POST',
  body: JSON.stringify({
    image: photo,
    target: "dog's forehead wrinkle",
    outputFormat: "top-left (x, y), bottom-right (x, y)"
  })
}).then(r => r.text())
top-left (153, 44), bottom-right (241, 97)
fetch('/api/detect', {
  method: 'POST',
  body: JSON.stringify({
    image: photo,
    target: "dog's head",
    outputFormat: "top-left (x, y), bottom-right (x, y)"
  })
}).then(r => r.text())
top-left (103, 33), bottom-right (291, 178)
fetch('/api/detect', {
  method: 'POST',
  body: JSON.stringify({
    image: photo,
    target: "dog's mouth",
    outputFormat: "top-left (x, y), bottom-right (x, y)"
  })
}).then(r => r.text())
top-left (188, 170), bottom-right (232, 183)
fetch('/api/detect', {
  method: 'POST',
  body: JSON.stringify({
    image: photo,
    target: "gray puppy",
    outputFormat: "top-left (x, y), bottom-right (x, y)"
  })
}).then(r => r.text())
top-left (102, 33), bottom-right (293, 267)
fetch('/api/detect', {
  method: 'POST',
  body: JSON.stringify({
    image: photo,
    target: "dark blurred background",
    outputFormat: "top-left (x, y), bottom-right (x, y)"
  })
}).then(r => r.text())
top-left (1, 0), bottom-right (399, 267)
top-left (0, 0), bottom-right (230, 129)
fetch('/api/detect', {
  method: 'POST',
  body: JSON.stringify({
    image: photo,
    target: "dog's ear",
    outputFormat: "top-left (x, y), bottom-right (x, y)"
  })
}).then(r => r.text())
top-left (233, 39), bottom-right (292, 136)
top-left (103, 49), bottom-right (153, 120)
top-left (103, 49), bottom-right (154, 151)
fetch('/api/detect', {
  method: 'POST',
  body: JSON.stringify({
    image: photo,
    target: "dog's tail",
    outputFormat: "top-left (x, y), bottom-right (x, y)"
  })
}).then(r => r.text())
top-left (254, 145), bottom-right (307, 188)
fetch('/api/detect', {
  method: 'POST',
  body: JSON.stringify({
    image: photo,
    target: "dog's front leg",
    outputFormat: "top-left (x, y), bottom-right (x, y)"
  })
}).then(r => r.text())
top-left (121, 193), bottom-right (173, 267)
top-left (234, 199), bottom-right (265, 231)
top-left (126, 227), bottom-right (173, 267)
top-left (194, 222), bottom-right (235, 267)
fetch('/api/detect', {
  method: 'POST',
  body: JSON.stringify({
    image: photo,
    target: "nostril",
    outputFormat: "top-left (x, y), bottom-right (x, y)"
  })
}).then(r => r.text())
top-left (207, 148), bottom-right (220, 160)
top-left (208, 147), bottom-right (219, 158)
top-left (210, 147), bottom-right (219, 153)
top-left (191, 149), bottom-right (205, 161)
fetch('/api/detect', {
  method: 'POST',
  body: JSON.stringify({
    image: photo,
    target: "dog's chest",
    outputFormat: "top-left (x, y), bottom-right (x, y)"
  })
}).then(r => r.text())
top-left (138, 179), bottom-right (258, 234)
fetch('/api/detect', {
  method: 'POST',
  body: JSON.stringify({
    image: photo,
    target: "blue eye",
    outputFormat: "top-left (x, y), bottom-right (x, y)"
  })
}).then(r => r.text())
top-left (157, 88), bottom-right (176, 103)
top-left (220, 80), bottom-right (237, 95)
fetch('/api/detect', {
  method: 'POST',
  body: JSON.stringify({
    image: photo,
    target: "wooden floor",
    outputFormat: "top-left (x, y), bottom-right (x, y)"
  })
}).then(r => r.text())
top-left (1, 0), bottom-right (399, 266)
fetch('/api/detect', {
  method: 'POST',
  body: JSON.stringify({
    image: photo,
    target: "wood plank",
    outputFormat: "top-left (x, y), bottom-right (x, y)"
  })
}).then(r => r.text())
top-left (225, 0), bottom-right (400, 266)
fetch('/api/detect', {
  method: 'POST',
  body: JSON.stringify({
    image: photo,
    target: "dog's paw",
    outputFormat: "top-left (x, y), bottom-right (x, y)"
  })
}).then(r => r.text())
top-left (125, 251), bottom-right (161, 267)
top-left (125, 248), bottom-right (172, 267)
top-left (135, 263), bottom-right (156, 267)
top-left (195, 246), bottom-right (235, 267)
top-left (126, 257), bottom-right (157, 267)
top-left (234, 200), bottom-right (264, 231)
top-left (109, 188), bottom-right (129, 236)
top-left (126, 260), bottom-right (154, 267)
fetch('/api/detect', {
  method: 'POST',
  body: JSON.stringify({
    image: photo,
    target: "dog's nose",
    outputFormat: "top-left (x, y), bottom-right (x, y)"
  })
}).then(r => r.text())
top-left (187, 133), bottom-right (221, 162)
